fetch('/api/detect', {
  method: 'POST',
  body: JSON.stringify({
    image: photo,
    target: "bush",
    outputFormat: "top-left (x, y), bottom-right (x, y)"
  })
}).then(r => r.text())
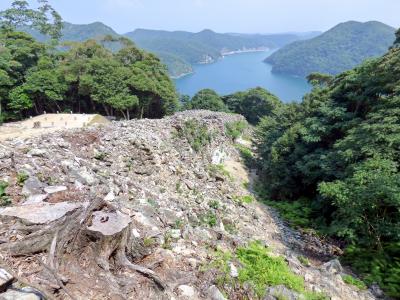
top-left (0, 181), bottom-right (11, 207)
top-left (341, 274), bottom-right (367, 290)
top-left (263, 199), bottom-right (313, 229)
top-left (225, 120), bottom-right (247, 140)
top-left (175, 119), bottom-right (213, 152)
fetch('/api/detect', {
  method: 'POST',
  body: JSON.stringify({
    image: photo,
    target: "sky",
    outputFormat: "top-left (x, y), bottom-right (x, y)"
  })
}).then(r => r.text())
top-left (0, 0), bottom-right (399, 34)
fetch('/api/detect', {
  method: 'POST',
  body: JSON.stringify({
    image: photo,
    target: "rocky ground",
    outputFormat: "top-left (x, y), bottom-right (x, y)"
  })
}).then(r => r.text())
top-left (0, 111), bottom-right (382, 300)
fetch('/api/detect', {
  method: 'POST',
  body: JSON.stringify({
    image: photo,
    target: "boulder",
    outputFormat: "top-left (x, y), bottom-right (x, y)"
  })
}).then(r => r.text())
top-left (206, 285), bottom-right (226, 300)
top-left (0, 202), bottom-right (85, 224)
top-left (0, 269), bottom-right (13, 292)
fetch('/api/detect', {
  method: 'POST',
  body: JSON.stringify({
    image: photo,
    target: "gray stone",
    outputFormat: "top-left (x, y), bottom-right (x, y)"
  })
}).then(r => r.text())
top-left (265, 285), bottom-right (304, 300)
top-left (322, 259), bottom-right (343, 274)
top-left (177, 285), bottom-right (196, 298)
top-left (0, 269), bottom-right (13, 292)
top-left (27, 148), bottom-right (46, 157)
top-left (170, 229), bottom-right (181, 239)
top-left (230, 263), bottom-right (239, 278)
top-left (43, 186), bottom-right (67, 194)
top-left (22, 177), bottom-right (44, 197)
top-left (0, 288), bottom-right (41, 300)
top-left (1, 202), bottom-right (85, 224)
top-left (23, 194), bottom-right (48, 206)
top-left (206, 285), bottom-right (226, 300)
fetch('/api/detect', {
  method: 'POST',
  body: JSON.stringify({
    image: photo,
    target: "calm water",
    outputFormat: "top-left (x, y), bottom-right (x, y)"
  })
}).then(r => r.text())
top-left (174, 50), bottom-right (311, 102)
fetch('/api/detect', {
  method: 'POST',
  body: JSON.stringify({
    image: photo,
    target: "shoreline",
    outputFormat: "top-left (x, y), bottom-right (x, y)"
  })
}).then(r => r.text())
top-left (173, 49), bottom-right (271, 79)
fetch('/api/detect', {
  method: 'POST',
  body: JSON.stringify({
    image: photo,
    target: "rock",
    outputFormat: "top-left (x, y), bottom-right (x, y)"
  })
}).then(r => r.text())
top-left (170, 229), bottom-right (181, 239)
top-left (23, 194), bottom-right (48, 205)
top-left (369, 283), bottom-right (384, 298)
top-left (0, 202), bottom-right (85, 224)
top-left (0, 269), bottom-right (13, 292)
top-left (0, 288), bottom-right (41, 300)
top-left (43, 186), bottom-right (67, 194)
top-left (22, 177), bottom-right (44, 197)
top-left (322, 259), bottom-right (343, 274)
top-left (265, 285), bottom-right (304, 300)
top-left (177, 285), bottom-right (196, 298)
top-left (104, 191), bottom-right (115, 201)
top-left (27, 148), bottom-right (46, 157)
top-left (206, 285), bottom-right (226, 300)
top-left (230, 263), bottom-right (239, 278)
top-left (74, 168), bottom-right (96, 186)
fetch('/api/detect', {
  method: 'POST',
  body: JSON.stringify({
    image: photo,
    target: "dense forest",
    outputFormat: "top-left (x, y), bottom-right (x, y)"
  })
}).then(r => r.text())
top-left (265, 21), bottom-right (396, 77)
top-left (0, 1), bottom-right (178, 123)
top-left (183, 30), bottom-right (400, 297)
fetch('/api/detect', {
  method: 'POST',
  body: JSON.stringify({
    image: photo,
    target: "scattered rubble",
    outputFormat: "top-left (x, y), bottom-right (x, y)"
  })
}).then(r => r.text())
top-left (0, 110), bottom-right (377, 299)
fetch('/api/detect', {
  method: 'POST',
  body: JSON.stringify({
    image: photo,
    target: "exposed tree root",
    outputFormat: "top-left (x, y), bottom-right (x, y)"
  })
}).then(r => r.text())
top-left (0, 198), bottom-right (167, 299)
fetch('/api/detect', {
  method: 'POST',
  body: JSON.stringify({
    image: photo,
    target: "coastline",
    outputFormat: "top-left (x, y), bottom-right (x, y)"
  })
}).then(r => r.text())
top-left (172, 48), bottom-right (271, 79)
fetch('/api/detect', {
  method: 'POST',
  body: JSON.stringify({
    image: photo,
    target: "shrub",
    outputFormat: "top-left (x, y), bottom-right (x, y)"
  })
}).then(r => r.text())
top-left (298, 256), bottom-right (311, 267)
top-left (235, 144), bottom-right (254, 167)
top-left (200, 212), bottom-right (217, 227)
top-left (175, 119), bottom-right (213, 152)
top-left (233, 195), bottom-right (254, 205)
top-left (225, 120), bottom-right (247, 140)
top-left (208, 200), bottom-right (220, 209)
top-left (16, 172), bottom-right (29, 186)
top-left (263, 199), bottom-right (313, 229)
top-left (0, 181), bottom-right (11, 207)
top-left (341, 274), bottom-right (367, 290)
top-left (208, 164), bottom-right (232, 180)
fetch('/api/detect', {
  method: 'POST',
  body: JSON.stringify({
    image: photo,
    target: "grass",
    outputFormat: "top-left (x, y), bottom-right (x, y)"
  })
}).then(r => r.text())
top-left (208, 164), bottom-right (232, 180)
top-left (341, 274), bottom-right (367, 290)
top-left (208, 200), bottom-right (220, 209)
top-left (143, 237), bottom-right (156, 247)
top-left (235, 143), bottom-right (254, 167)
top-left (16, 172), bottom-right (29, 186)
top-left (200, 212), bottom-right (217, 227)
top-left (225, 120), bottom-right (247, 140)
top-left (174, 119), bottom-right (213, 152)
top-left (94, 151), bottom-right (108, 161)
top-left (298, 256), bottom-right (311, 267)
top-left (208, 241), bottom-right (328, 299)
top-left (233, 195), bottom-right (255, 205)
top-left (0, 181), bottom-right (11, 207)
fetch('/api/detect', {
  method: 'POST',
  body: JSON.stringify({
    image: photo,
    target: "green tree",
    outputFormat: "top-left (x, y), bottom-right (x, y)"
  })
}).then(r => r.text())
top-left (224, 87), bottom-right (281, 125)
top-left (187, 89), bottom-right (227, 112)
top-left (0, 0), bottom-right (62, 41)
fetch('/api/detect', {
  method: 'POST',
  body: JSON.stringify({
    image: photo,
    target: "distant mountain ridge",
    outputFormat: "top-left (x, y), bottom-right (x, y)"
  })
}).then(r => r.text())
top-left (264, 21), bottom-right (396, 77)
top-left (19, 22), bottom-right (320, 78)
top-left (124, 28), bottom-right (320, 77)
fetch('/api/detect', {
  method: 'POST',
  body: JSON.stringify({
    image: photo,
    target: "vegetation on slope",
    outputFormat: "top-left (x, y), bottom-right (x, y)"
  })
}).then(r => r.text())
top-left (265, 21), bottom-right (396, 77)
top-left (0, 1), bottom-right (178, 122)
top-left (256, 38), bottom-right (400, 297)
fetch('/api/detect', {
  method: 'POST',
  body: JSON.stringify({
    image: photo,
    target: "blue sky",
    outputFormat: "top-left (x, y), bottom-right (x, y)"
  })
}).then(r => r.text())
top-left (0, 0), bottom-right (399, 34)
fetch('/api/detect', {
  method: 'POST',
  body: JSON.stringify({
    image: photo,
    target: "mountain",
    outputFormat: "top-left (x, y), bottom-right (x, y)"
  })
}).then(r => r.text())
top-left (20, 21), bottom-right (119, 43)
top-left (124, 29), bottom-right (318, 77)
top-left (19, 21), bottom-right (318, 78)
top-left (264, 21), bottom-right (396, 77)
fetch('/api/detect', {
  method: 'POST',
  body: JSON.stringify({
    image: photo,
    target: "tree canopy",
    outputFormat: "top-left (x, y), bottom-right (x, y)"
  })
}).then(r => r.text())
top-left (255, 38), bottom-right (400, 297)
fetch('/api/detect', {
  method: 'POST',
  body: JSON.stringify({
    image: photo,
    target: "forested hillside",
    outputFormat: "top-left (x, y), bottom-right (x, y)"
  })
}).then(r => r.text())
top-left (0, 24), bottom-right (178, 123)
top-left (265, 21), bottom-right (396, 77)
top-left (20, 21), bottom-right (119, 42)
top-left (256, 31), bottom-right (400, 297)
